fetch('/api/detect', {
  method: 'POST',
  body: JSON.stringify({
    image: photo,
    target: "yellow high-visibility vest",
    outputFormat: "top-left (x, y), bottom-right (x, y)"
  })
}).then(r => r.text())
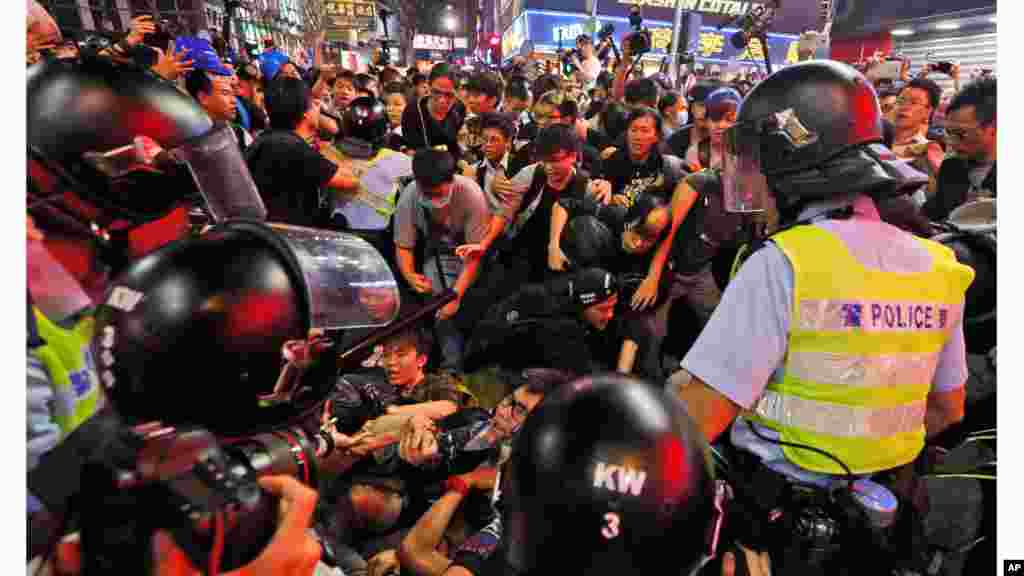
top-left (748, 225), bottom-right (974, 474)
top-left (31, 308), bottom-right (103, 437)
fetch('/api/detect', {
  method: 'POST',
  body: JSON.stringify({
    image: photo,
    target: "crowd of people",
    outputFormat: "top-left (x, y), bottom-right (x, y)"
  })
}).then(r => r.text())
top-left (27, 1), bottom-right (996, 574)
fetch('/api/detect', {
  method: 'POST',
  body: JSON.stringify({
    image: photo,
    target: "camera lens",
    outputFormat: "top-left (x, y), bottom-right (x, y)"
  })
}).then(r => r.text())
top-left (226, 428), bottom-right (320, 486)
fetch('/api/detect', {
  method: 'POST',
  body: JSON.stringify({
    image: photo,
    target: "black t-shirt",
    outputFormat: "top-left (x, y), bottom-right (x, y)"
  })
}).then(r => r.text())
top-left (400, 95), bottom-right (467, 160)
top-left (586, 127), bottom-right (614, 153)
top-left (672, 170), bottom-right (744, 275)
top-left (503, 169), bottom-right (590, 282)
top-left (598, 149), bottom-right (680, 206)
top-left (245, 130), bottom-right (338, 227)
top-left (666, 125), bottom-right (694, 159)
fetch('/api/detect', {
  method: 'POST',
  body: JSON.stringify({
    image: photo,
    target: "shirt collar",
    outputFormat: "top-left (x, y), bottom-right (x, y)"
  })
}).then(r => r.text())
top-left (796, 193), bottom-right (881, 223)
top-left (486, 153), bottom-right (509, 172)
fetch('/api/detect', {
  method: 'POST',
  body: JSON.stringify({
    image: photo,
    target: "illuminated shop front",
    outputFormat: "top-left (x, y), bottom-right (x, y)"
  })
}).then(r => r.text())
top-left (502, 8), bottom-right (802, 72)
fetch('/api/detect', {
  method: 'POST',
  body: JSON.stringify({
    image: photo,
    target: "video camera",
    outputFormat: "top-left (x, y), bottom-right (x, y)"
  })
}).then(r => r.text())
top-left (624, 5), bottom-right (652, 56)
top-left (595, 23), bottom-right (619, 62)
top-left (376, 7), bottom-right (395, 66)
top-left (63, 415), bottom-right (323, 573)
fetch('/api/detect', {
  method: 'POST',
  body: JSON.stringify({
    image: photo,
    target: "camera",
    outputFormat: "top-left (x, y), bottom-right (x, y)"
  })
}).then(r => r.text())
top-left (560, 47), bottom-right (580, 75)
top-left (624, 6), bottom-right (652, 55)
top-left (933, 61), bottom-right (955, 75)
top-left (596, 23), bottom-right (618, 61)
top-left (329, 374), bottom-right (400, 434)
top-left (376, 38), bottom-right (394, 66)
top-left (52, 415), bottom-right (327, 574)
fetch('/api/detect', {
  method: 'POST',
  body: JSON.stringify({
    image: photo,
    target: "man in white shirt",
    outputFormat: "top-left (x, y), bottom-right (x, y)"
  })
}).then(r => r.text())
top-left (462, 113), bottom-right (516, 211)
top-left (572, 35), bottom-right (602, 86)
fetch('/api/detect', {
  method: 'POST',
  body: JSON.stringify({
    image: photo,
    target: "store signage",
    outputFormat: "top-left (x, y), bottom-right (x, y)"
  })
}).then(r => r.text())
top-left (515, 11), bottom-right (800, 65)
top-left (325, 0), bottom-right (376, 30)
top-left (617, 0), bottom-right (766, 17)
top-left (415, 34), bottom-right (469, 50)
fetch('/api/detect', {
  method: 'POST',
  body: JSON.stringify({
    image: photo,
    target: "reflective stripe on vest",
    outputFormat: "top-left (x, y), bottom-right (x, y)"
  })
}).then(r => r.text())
top-left (30, 308), bottom-right (102, 437)
top-left (749, 225), bottom-right (974, 475)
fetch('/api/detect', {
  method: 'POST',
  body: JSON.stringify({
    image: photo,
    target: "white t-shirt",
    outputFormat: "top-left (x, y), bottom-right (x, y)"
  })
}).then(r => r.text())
top-left (578, 56), bottom-right (602, 83)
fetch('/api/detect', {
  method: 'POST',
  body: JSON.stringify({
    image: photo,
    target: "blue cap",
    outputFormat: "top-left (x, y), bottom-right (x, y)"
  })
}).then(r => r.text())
top-left (259, 49), bottom-right (290, 80)
top-left (705, 87), bottom-right (742, 120)
top-left (176, 36), bottom-right (231, 76)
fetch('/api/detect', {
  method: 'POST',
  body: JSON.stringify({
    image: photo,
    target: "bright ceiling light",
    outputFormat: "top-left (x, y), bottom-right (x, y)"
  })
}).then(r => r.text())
top-left (891, 28), bottom-right (914, 36)
top-left (936, 22), bottom-right (960, 30)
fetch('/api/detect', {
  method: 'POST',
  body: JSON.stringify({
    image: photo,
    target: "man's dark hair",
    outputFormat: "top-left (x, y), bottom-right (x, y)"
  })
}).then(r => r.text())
top-left (533, 74), bottom-right (563, 102)
top-left (355, 73), bottom-right (377, 93)
top-left (237, 63), bottom-right (261, 83)
top-left (383, 81), bottom-right (408, 100)
top-left (429, 62), bottom-right (454, 84)
top-left (948, 77), bottom-right (997, 126)
top-left (535, 124), bottom-right (580, 160)
top-left (379, 67), bottom-right (402, 86)
top-left (658, 91), bottom-right (681, 115)
top-left (601, 101), bottom-right (631, 142)
top-left (184, 69), bottom-right (214, 100)
top-left (558, 99), bottom-right (580, 122)
top-left (335, 69), bottom-right (356, 86)
top-left (411, 73), bottom-right (428, 86)
top-left (626, 107), bottom-right (663, 139)
top-left (480, 112), bottom-right (517, 141)
top-left (386, 326), bottom-right (434, 357)
top-left (505, 76), bottom-right (531, 102)
top-left (905, 78), bottom-right (942, 110)
top-left (413, 148), bottom-right (457, 188)
top-left (265, 75), bottom-right (313, 131)
top-left (467, 71), bottom-right (504, 105)
top-left (625, 78), bottom-right (659, 108)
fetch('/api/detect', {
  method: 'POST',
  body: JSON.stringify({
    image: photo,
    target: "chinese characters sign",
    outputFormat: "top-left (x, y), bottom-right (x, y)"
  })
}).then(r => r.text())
top-left (694, 29), bottom-right (800, 64)
top-left (325, 0), bottom-right (376, 31)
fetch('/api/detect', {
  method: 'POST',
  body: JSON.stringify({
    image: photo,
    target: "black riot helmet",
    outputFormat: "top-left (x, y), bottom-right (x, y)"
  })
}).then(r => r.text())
top-left (27, 55), bottom-right (266, 236)
top-left (722, 60), bottom-right (927, 220)
top-left (91, 221), bottom-right (400, 436)
top-left (340, 96), bottom-right (390, 158)
top-left (504, 374), bottom-right (726, 576)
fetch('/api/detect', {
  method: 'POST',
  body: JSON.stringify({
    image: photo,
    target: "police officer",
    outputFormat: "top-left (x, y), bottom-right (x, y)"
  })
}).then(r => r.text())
top-left (464, 268), bottom-right (620, 376)
top-left (27, 52), bottom-right (341, 575)
top-left (327, 95), bottom-right (413, 262)
top-left (670, 60), bottom-right (974, 574)
top-left (439, 374), bottom-right (766, 576)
